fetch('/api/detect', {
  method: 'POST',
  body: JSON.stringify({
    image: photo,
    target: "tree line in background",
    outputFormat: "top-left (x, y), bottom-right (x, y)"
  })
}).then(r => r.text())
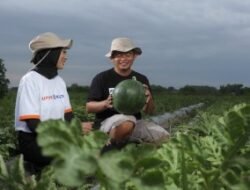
top-left (0, 59), bottom-right (9, 99)
top-left (1, 58), bottom-right (250, 98)
top-left (67, 83), bottom-right (250, 96)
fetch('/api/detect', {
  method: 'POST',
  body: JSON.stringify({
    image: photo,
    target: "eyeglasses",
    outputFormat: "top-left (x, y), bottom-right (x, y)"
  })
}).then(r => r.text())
top-left (113, 51), bottom-right (134, 58)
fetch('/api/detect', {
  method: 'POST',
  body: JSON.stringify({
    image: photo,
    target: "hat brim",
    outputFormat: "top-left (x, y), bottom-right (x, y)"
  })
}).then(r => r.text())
top-left (105, 47), bottom-right (142, 58)
top-left (29, 39), bottom-right (73, 54)
top-left (61, 39), bottom-right (73, 49)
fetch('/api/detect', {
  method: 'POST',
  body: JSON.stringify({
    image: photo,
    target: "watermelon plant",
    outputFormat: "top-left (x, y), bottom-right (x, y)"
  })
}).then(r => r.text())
top-left (33, 103), bottom-right (250, 189)
top-left (1, 88), bottom-right (250, 190)
top-left (35, 118), bottom-right (165, 189)
top-left (0, 155), bottom-right (58, 190)
top-left (0, 90), bottom-right (17, 160)
top-left (112, 78), bottom-right (146, 114)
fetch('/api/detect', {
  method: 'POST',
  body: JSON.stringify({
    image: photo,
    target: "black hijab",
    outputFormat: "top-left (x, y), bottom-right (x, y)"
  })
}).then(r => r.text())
top-left (31, 48), bottom-right (62, 79)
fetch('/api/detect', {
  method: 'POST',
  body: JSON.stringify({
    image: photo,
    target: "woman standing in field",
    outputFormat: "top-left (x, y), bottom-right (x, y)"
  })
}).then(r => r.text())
top-left (14, 32), bottom-right (91, 168)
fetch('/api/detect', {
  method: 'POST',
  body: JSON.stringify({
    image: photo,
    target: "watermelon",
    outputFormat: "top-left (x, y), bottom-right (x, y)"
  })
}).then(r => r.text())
top-left (112, 78), bottom-right (146, 114)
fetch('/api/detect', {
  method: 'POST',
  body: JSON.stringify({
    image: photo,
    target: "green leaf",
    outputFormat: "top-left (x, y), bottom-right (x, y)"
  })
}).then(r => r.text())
top-left (98, 150), bottom-right (133, 183)
top-left (10, 155), bottom-right (26, 185)
top-left (82, 130), bottom-right (108, 150)
top-left (135, 157), bottom-right (163, 170)
top-left (225, 111), bottom-right (245, 142)
top-left (37, 119), bottom-right (108, 187)
top-left (35, 167), bottom-right (58, 190)
top-left (126, 143), bottom-right (157, 160)
top-left (133, 170), bottom-right (165, 190)
top-left (37, 120), bottom-right (78, 147)
top-left (0, 154), bottom-right (8, 177)
top-left (53, 148), bottom-right (98, 187)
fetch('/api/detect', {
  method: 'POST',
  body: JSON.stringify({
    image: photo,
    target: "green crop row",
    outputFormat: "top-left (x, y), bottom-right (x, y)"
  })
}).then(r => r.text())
top-left (1, 102), bottom-right (249, 189)
top-left (0, 90), bottom-right (249, 189)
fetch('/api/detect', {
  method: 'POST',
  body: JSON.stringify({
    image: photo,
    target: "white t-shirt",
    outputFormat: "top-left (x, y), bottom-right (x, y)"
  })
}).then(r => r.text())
top-left (15, 71), bottom-right (72, 133)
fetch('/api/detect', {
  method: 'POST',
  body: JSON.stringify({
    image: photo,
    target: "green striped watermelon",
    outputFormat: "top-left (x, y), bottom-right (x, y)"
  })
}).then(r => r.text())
top-left (112, 78), bottom-right (146, 114)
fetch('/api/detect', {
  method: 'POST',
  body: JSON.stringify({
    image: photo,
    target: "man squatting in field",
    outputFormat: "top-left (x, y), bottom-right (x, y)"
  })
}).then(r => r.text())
top-left (86, 37), bottom-right (169, 151)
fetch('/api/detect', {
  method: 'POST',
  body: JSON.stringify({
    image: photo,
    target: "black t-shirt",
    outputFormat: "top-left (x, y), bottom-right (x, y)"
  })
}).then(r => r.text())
top-left (87, 68), bottom-right (151, 123)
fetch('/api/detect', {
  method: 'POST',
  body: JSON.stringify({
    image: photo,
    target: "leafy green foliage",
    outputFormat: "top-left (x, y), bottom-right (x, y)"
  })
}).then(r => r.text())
top-left (1, 89), bottom-right (250, 189)
top-left (36, 119), bottom-right (166, 189)
top-left (157, 104), bottom-right (250, 189)
top-left (35, 103), bottom-right (250, 189)
top-left (67, 89), bottom-right (95, 122)
top-left (0, 58), bottom-right (9, 99)
top-left (0, 155), bottom-right (57, 190)
top-left (0, 90), bottom-right (17, 160)
top-left (37, 119), bottom-right (108, 187)
top-left (72, 105), bottom-right (95, 122)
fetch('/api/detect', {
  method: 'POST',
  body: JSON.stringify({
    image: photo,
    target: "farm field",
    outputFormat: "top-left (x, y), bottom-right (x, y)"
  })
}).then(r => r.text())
top-left (0, 89), bottom-right (249, 189)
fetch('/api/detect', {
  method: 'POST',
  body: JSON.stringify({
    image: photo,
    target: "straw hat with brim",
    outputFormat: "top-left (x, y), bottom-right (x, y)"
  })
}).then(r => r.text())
top-left (29, 32), bottom-right (73, 54)
top-left (105, 37), bottom-right (142, 58)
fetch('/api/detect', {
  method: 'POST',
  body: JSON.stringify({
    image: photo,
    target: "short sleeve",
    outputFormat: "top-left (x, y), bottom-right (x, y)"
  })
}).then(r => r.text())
top-left (17, 77), bottom-right (40, 120)
top-left (87, 74), bottom-right (104, 102)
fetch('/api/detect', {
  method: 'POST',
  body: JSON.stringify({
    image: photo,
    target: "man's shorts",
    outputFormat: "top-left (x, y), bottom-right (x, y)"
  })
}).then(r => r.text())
top-left (100, 114), bottom-right (136, 133)
top-left (100, 114), bottom-right (170, 143)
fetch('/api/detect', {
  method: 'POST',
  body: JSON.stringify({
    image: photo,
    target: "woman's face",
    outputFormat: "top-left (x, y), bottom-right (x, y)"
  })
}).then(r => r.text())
top-left (56, 49), bottom-right (68, 70)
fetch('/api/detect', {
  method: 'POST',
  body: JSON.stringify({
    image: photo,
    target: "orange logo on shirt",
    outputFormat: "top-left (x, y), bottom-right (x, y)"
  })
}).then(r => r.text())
top-left (41, 94), bottom-right (64, 101)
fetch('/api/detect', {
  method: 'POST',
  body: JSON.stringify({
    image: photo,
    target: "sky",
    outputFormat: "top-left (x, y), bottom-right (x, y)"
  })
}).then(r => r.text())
top-left (1, 0), bottom-right (250, 89)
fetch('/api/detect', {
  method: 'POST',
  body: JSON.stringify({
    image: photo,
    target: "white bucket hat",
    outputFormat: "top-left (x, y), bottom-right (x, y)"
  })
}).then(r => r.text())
top-left (105, 37), bottom-right (142, 58)
top-left (29, 32), bottom-right (73, 54)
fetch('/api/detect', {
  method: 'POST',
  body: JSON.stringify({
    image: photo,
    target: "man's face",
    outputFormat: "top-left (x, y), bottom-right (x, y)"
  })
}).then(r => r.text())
top-left (111, 51), bottom-right (136, 72)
